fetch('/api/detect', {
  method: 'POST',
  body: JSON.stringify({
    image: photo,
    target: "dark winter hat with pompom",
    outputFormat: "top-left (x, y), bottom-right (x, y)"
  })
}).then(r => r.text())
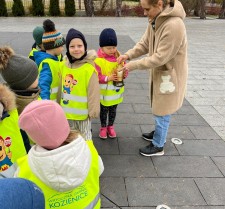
top-left (42, 19), bottom-right (65, 50)
top-left (99, 28), bottom-right (117, 47)
top-left (0, 46), bottom-right (38, 90)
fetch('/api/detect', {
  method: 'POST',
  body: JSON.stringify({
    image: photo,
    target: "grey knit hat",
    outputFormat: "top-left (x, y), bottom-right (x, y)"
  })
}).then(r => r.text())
top-left (0, 46), bottom-right (38, 90)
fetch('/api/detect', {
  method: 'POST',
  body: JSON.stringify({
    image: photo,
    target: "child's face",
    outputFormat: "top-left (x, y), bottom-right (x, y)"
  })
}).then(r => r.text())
top-left (54, 46), bottom-right (64, 56)
top-left (101, 46), bottom-right (117, 56)
top-left (47, 46), bottom-right (64, 56)
top-left (69, 38), bottom-right (85, 59)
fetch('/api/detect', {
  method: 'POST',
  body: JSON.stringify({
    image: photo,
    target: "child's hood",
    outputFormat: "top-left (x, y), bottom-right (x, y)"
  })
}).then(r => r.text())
top-left (33, 51), bottom-right (58, 67)
top-left (0, 84), bottom-right (16, 117)
top-left (27, 135), bottom-right (91, 192)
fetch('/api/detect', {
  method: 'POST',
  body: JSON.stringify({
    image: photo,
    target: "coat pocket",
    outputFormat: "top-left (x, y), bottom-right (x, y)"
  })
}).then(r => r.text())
top-left (154, 66), bottom-right (178, 95)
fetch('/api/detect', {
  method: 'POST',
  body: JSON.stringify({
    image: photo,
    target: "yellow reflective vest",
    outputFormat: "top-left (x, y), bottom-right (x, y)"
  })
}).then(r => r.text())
top-left (0, 109), bottom-right (26, 172)
top-left (28, 48), bottom-right (38, 59)
top-left (60, 63), bottom-right (96, 120)
top-left (95, 58), bottom-right (124, 106)
top-left (17, 141), bottom-right (101, 209)
top-left (29, 48), bottom-right (62, 61)
top-left (38, 58), bottom-right (61, 101)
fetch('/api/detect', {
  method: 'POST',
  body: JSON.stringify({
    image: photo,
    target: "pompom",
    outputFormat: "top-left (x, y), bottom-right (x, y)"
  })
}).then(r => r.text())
top-left (0, 84), bottom-right (16, 112)
top-left (43, 19), bottom-right (56, 32)
top-left (0, 46), bottom-right (14, 71)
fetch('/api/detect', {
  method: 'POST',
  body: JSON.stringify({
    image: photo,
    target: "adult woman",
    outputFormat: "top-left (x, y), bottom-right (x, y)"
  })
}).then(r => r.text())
top-left (118, 0), bottom-right (188, 156)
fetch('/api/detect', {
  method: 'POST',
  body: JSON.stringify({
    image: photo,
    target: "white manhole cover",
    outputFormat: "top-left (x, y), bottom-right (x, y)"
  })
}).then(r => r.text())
top-left (156, 204), bottom-right (171, 209)
top-left (171, 137), bottom-right (182, 145)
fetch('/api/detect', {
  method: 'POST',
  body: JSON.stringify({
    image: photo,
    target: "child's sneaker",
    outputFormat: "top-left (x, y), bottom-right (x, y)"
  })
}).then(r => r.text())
top-left (99, 127), bottom-right (107, 139)
top-left (107, 126), bottom-right (117, 138)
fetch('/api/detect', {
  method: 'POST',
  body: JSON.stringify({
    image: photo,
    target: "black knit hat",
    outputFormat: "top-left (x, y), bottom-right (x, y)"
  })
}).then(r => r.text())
top-left (0, 46), bottom-right (38, 90)
top-left (42, 19), bottom-right (65, 50)
top-left (66, 28), bottom-right (87, 52)
top-left (66, 28), bottom-right (87, 63)
top-left (99, 28), bottom-right (117, 47)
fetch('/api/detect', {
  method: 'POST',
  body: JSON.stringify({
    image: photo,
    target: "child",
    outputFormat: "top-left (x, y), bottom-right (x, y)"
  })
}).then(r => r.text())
top-left (34, 19), bottom-right (65, 100)
top-left (0, 84), bottom-right (26, 178)
top-left (0, 46), bottom-right (40, 152)
top-left (0, 178), bottom-right (45, 209)
top-left (60, 28), bottom-right (100, 140)
top-left (28, 26), bottom-right (62, 62)
top-left (28, 26), bottom-right (45, 61)
top-left (95, 28), bottom-right (128, 139)
top-left (17, 100), bottom-right (104, 209)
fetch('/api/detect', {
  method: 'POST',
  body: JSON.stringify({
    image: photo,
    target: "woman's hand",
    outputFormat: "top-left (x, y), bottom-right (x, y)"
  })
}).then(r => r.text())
top-left (117, 54), bottom-right (129, 64)
top-left (123, 68), bottom-right (129, 79)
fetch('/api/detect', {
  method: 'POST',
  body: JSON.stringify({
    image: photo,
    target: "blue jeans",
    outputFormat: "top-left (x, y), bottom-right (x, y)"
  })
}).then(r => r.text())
top-left (152, 114), bottom-right (171, 148)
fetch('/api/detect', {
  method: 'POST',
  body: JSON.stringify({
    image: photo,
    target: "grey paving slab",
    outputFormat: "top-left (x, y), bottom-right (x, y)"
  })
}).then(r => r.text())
top-left (176, 140), bottom-right (225, 156)
top-left (125, 178), bottom-right (206, 206)
top-left (100, 177), bottom-right (128, 207)
top-left (132, 104), bottom-right (152, 114)
top-left (212, 157), bottom-right (225, 176)
top-left (189, 126), bottom-right (222, 140)
top-left (194, 106), bottom-right (220, 115)
top-left (170, 115), bottom-right (208, 126)
top-left (123, 95), bottom-right (150, 104)
top-left (152, 156), bottom-right (223, 177)
top-left (124, 89), bottom-right (149, 97)
top-left (115, 113), bottom-right (154, 125)
top-left (167, 125), bottom-right (196, 140)
top-left (93, 137), bottom-right (119, 155)
top-left (101, 155), bottom-right (157, 177)
top-left (195, 178), bottom-right (225, 205)
top-left (175, 105), bottom-right (199, 115)
top-left (117, 103), bottom-right (134, 113)
top-left (124, 82), bottom-right (144, 90)
top-left (101, 195), bottom-right (117, 208)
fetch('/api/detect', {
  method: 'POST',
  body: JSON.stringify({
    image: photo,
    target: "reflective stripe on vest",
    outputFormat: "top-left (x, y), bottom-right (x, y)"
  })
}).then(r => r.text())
top-left (62, 106), bottom-right (88, 115)
top-left (100, 84), bottom-right (121, 91)
top-left (95, 58), bottom-right (124, 106)
top-left (84, 193), bottom-right (100, 209)
top-left (17, 140), bottom-right (101, 209)
top-left (100, 93), bottom-right (123, 102)
top-left (38, 58), bottom-right (61, 100)
top-left (0, 109), bottom-right (26, 173)
top-left (62, 92), bottom-right (87, 102)
top-left (60, 63), bottom-right (96, 120)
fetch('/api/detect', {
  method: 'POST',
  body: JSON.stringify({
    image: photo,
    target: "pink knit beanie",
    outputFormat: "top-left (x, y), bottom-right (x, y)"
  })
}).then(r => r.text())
top-left (19, 100), bottom-right (70, 149)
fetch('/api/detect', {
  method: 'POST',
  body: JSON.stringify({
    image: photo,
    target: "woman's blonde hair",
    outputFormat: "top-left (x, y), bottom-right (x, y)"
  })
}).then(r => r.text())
top-left (147, 0), bottom-right (174, 8)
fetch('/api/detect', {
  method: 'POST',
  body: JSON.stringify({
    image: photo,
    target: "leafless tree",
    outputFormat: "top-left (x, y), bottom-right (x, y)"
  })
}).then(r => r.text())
top-left (199, 0), bottom-right (206, 19)
top-left (194, 0), bottom-right (200, 16)
top-left (219, 0), bottom-right (225, 19)
top-left (115, 0), bottom-right (122, 16)
top-left (100, 0), bottom-right (109, 12)
top-left (84, 0), bottom-right (94, 16)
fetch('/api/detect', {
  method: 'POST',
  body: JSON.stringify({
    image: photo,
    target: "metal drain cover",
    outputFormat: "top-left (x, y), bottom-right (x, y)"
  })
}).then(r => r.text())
top-left (171, 137), bottom-right (183, 145)
top-left (156, 204), bottom-right (171, 209)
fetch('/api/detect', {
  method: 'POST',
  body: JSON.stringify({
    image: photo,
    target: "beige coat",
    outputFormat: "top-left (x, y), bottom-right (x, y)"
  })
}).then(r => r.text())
top-left (125, 0), bottom-right (188, 116)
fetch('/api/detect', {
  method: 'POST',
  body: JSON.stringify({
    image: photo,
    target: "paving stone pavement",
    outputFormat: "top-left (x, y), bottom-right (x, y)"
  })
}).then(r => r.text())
top-left (0, 17), bottom-right (225, 208)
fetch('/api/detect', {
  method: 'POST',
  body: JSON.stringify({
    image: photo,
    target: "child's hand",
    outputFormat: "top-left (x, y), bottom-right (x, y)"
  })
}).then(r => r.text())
top-left (108, 73), bottom-right (117, 82)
